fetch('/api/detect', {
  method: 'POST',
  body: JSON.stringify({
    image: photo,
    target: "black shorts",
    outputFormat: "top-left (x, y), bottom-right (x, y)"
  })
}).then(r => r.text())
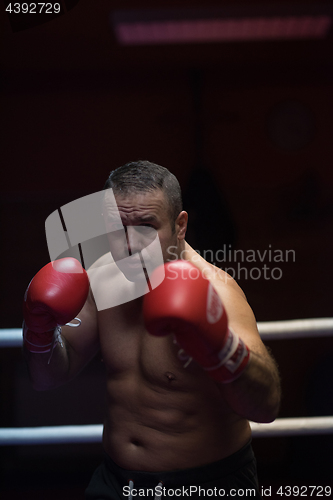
top-left (85, 440), bottom-right (261, 500)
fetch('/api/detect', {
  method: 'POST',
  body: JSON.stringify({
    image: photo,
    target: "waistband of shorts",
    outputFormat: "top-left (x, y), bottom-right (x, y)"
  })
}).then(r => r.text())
top-left (103, 440), bottom-right (254, 487)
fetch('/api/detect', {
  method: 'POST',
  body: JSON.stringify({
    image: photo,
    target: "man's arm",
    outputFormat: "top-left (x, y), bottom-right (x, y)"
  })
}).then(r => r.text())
top-left (23, 258), bottom-right (100, 391)
top-left (185, 243), bottom-right (281, 423)
top-left (24, 288), bottom-right (100, 391)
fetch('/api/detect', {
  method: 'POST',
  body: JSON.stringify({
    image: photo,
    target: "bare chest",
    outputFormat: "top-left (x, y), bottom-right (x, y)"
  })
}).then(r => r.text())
top-left (97, 303), bottom-right (215, 393)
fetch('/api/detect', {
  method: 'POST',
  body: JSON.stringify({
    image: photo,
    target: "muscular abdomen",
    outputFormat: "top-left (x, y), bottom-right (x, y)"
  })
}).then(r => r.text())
top-left (98, 305), bottom-right (251, 471)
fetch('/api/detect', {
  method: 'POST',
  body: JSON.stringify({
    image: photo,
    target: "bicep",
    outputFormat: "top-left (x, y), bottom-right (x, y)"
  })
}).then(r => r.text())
top-left (214, 276), bottom-right (269, 358)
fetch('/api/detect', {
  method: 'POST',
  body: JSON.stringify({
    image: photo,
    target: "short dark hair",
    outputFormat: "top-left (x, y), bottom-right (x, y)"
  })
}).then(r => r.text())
top-left (104, 160), bottom-right (183, 226)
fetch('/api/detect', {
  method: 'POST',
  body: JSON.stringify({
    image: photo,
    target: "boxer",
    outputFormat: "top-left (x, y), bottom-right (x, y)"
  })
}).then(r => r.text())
top-left (23, 161), bottom-right (281, 499)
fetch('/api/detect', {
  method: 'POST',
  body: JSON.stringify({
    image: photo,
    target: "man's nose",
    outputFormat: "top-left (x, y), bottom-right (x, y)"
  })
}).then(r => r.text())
top-left (126, 226), bottom-right (154, 254)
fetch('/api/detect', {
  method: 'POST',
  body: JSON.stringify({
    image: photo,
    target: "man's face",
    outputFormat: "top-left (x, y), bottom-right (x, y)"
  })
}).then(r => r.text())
top-left (103, 189), bottom-right (179, 281)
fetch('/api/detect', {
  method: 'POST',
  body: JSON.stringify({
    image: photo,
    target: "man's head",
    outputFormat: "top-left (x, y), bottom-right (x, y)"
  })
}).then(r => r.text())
top-left (103, 161), bottom-right (187, 277)
top-left (104, 160), bottom-right (183, 232)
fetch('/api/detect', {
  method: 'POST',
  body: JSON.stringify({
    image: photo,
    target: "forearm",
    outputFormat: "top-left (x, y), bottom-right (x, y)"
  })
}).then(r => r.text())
top-left (23, 335), bottom-right (71, 391)
top-left (220, 348), bottom-right (281, 423)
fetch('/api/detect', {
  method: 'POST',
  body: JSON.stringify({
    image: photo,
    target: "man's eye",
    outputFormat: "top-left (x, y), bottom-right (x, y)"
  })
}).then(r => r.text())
top-left (138, 225), bottom-right (157, 240)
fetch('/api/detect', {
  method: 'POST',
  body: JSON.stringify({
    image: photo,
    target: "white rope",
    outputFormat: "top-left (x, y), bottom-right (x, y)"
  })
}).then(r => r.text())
top-left (258, 318), bottom-right (333, 340)
top-left (250, 416), bottom-right (333, 437)
top-left (0, 329), bottom-right (23, 347)
top-left (0, 417), bottom-right (332, 446)
top-left (1, 318), bottom-right (333, 348)
top-left (0, 424), bottom-right (103, 446)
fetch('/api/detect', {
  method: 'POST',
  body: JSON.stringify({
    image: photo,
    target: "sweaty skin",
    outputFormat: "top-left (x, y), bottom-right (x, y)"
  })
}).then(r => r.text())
top-left (25, 190), bottom-right (280, 472)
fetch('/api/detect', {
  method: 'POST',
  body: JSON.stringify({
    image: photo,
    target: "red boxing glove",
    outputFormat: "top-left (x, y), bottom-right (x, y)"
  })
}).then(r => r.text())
top-left (143, 260), bottom-right (250, 383)
top-left (23, 258), bottom-right (89, 353)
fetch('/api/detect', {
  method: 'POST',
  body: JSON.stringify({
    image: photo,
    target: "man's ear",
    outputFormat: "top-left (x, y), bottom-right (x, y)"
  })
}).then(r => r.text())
top-left (175, 211), bottom-right (188, 240)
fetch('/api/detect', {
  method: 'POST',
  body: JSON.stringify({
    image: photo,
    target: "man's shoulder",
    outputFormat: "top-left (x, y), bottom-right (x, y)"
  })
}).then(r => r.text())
top-left (210, 263), bottom-right (246, 295)
top-left (184, 243), bottom-right (246, 299)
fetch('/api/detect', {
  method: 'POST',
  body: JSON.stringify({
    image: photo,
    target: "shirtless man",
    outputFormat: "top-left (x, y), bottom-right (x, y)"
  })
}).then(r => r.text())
top-left (23, 161), bottom-right (281, 499)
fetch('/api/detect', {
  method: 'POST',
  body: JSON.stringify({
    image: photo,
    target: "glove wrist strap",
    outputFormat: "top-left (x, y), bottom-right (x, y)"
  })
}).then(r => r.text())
top-left (23, 318), bottom-right (81, 357)
top-left (205, 329), bottom-right (251, 383)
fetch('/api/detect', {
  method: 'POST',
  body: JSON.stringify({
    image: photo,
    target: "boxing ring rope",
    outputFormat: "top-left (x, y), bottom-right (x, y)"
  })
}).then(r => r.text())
top-left (1, 318), bottom-right (333, 446)
top-left (1, 417), bottom-right (333, 446)
top-left (2, 318), bottom-right (333, 348)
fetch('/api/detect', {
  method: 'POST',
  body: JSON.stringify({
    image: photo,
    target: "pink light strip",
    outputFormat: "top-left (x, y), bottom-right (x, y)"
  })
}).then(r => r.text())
top-left (115, 16), bottom-right (332, 45)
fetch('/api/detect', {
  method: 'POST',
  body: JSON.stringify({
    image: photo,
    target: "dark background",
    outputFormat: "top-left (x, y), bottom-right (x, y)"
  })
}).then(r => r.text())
top-left (1, 0), bottom-right (333, 498)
